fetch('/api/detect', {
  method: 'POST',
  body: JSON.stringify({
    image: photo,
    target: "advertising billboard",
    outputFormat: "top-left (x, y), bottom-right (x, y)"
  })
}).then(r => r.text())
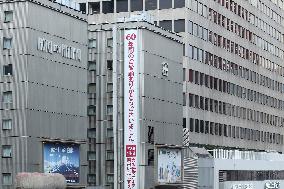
top-left (43, 142), bottom-right (80, 183)
top-left (158, 148), bottom-right (182, 184)
top-left (124, 29), bottom-right (139, 189)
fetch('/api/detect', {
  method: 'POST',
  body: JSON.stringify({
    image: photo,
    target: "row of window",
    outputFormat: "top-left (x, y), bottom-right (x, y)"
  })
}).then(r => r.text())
top-left (220, 170), bottom-right (284, 181)
top-left (247, 0), bottom-right (284, 26)
top-left (83, 0), bottom-right (185, 15)
top-left (208, 7), bottom-right (284, 59)
top-left (188, 44), bottom-right (284, 94)
top-left (213, 0), bottom-right (284, 44)
top-left (88, 151), bottom-right (114, 161)
top-left (88, 173), bottom-right (114, 184)
top-left (186, 93), bottom-right (284, 127)
top-left (187, 69), bottom-right (284, 111)
top-left (87, 105), bottom-right (113, 116)
top-left (189, 37), bottom-right (284, 78)
top-left (184, 118), bottom-right (284, 144)
top-left (189, 3), bottom-right (284, 76)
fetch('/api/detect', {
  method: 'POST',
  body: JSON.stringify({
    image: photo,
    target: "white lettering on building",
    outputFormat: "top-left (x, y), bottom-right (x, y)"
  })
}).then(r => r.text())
top-left (265, 182), bottom-right (280, 189)
top-left (37, 37), bottom-right (81, 62)
top-left (232, 184), bottom-right (254, 189)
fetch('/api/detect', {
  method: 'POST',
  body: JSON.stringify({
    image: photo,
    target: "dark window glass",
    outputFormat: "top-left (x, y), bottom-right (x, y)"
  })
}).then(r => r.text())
top-left (107, 60), bottom-right (113, 70)
top-left (183, 118), bottom-right (186, 128)
top-left (89, 2), bottom-right (100, 14)
top-left (159, 0), bottom-right (172, 9)
top-left (117, 0), bottom-right (128, 12)
top-left (174, 19), bottom-right (185, 32)
top-left (79, 3), bottom-right (86, 13)
top-left (159, 20), bottom-right (172, 31)
top-left (145, 0), bottom-right (157, 10)
top-left (148, 149), bottom-right (154, 165)
top-left (102, 0), bottom-right (114, 13)
top-left (189, 118), bottom-right (194, 132)
top-left (3, 64), bottom-right (12, 76)
top-left (131, 0), bottom-right (143, 11)
top-left (174, 0), bottom-right (185, 8)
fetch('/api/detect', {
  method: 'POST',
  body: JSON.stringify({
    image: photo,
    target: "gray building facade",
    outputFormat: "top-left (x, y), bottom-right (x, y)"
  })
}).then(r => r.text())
top-left (0, 0), bottom-right (88, 188)
top-left (74, 0), bottom-right (284, 188)
top-left (86, 21), bottom-right (183, 188)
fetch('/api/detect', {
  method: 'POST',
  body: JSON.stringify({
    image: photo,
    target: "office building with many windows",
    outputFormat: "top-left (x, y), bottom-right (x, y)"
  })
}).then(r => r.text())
top-left (0, 0), bottom-right (88, 188)
top-left (75, 0), bottom-right (284, 188)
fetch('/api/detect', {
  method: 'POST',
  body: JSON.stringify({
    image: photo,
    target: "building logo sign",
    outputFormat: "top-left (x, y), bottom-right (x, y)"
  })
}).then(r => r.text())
top-left (265, 182), bottom-right (280, 189)
top-left (232, 184), bottom-right (254, 189)
top-left (124, 30), bottom-right (139, 189)
top-left (162, 62), bottom-right (169, 77)
top-left (37, 37), bottom-right (81, 61)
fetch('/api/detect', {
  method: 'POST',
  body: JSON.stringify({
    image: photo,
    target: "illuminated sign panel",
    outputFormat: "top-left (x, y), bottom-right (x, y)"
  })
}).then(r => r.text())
top-left (157, 148), bottom-right (182, 184)
top-left (43, 142), bottom-right (80, 183)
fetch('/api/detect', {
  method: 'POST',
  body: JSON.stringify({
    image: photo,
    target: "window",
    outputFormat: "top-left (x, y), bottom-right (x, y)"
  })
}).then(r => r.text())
top-left (88, 105), bottom-right (96, 115)
top-left (148, 149), bottom-right (154, 165)
top-left (88, 61), bottom-right (96, 71)
top-left (106, 129), bottom-right (113, 138)
top-left (88, 83), bottom-right (96, 94)
top-left (107, 38), bottom-right (113, 47)
top-left (3, 37), bottom-right (12, 50)
top-left (145, 0), bottom-right (157, 10)
top-left (79, 3), bottom-right (86, 13)
top-left (88, 39), bottom-right (96, 48)
top-left (189, 21), bottom-right (193, 34)
top-left (2, 145), bottom-right (11, 158)
top-left (88, 2), bottom-right (100, 14)
top-left (3, 91), bottom-right (12, 103)
top-left (106, 151), bottom-right (114, 160)
top-left (2, 173), bottom-right (12, 185)
top-left (107, 60), bottom-right (113, 70)
top-left (174, 0), bottom-right (185, 8)
top-left (174, 19), bottom-right (185, 32)
top-left (88, 151), bottom-right (96, 160)
top-left (117, 0), bottom-right (128, 12)
top-left (159, 0), bottom-right (172, 9)
top-left (107, 83), bottom-right (113, 93)
top-left (102, 0), bottom-right (114, 13)
top-left (131, 0), bottom-right (143, 11)
top-left (2, 119), bottom-right (12, 130)
top-left (87, 128), bottom-right (96, 138)
top-left (107, 105), bottom-right (113, 115)
top-left (3, 64), bottom-right (12, 76)
top-left (4, 11), bottom-right (13, 23)
top-left (107, 174), bottom-right (114, 183)
top-left (88, 174), bottom-right (96, 184)
top-left (159, 20), bottom-right (172, 31)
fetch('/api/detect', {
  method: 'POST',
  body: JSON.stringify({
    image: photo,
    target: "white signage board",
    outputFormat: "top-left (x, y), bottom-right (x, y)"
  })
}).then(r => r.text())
top-left (124, 30), bottom-right (139, 189)
top-left (158, 148), bottom-right (182, 183)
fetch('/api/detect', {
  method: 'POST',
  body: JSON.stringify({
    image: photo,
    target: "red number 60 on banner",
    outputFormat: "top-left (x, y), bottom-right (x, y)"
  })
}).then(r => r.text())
top-left (126, 33), bottom-right (137, 40)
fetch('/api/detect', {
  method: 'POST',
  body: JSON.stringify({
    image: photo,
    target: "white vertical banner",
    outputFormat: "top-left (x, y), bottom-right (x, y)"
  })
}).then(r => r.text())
top-left (124, 29), bottom-right (139, 189)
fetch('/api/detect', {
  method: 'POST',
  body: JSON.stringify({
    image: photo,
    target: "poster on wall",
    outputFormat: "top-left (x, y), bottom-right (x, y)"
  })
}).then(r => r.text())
top-left (158, 148), bottom-right (182, 184)
top-left (124, 29), bottom-right (139, 189)
top-left (43, 142), bottom-right (80, 183)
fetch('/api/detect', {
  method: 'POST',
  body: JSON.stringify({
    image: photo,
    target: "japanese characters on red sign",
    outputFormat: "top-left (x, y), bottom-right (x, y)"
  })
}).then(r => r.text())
top-left (124, 30), bottom-right (138, 189)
